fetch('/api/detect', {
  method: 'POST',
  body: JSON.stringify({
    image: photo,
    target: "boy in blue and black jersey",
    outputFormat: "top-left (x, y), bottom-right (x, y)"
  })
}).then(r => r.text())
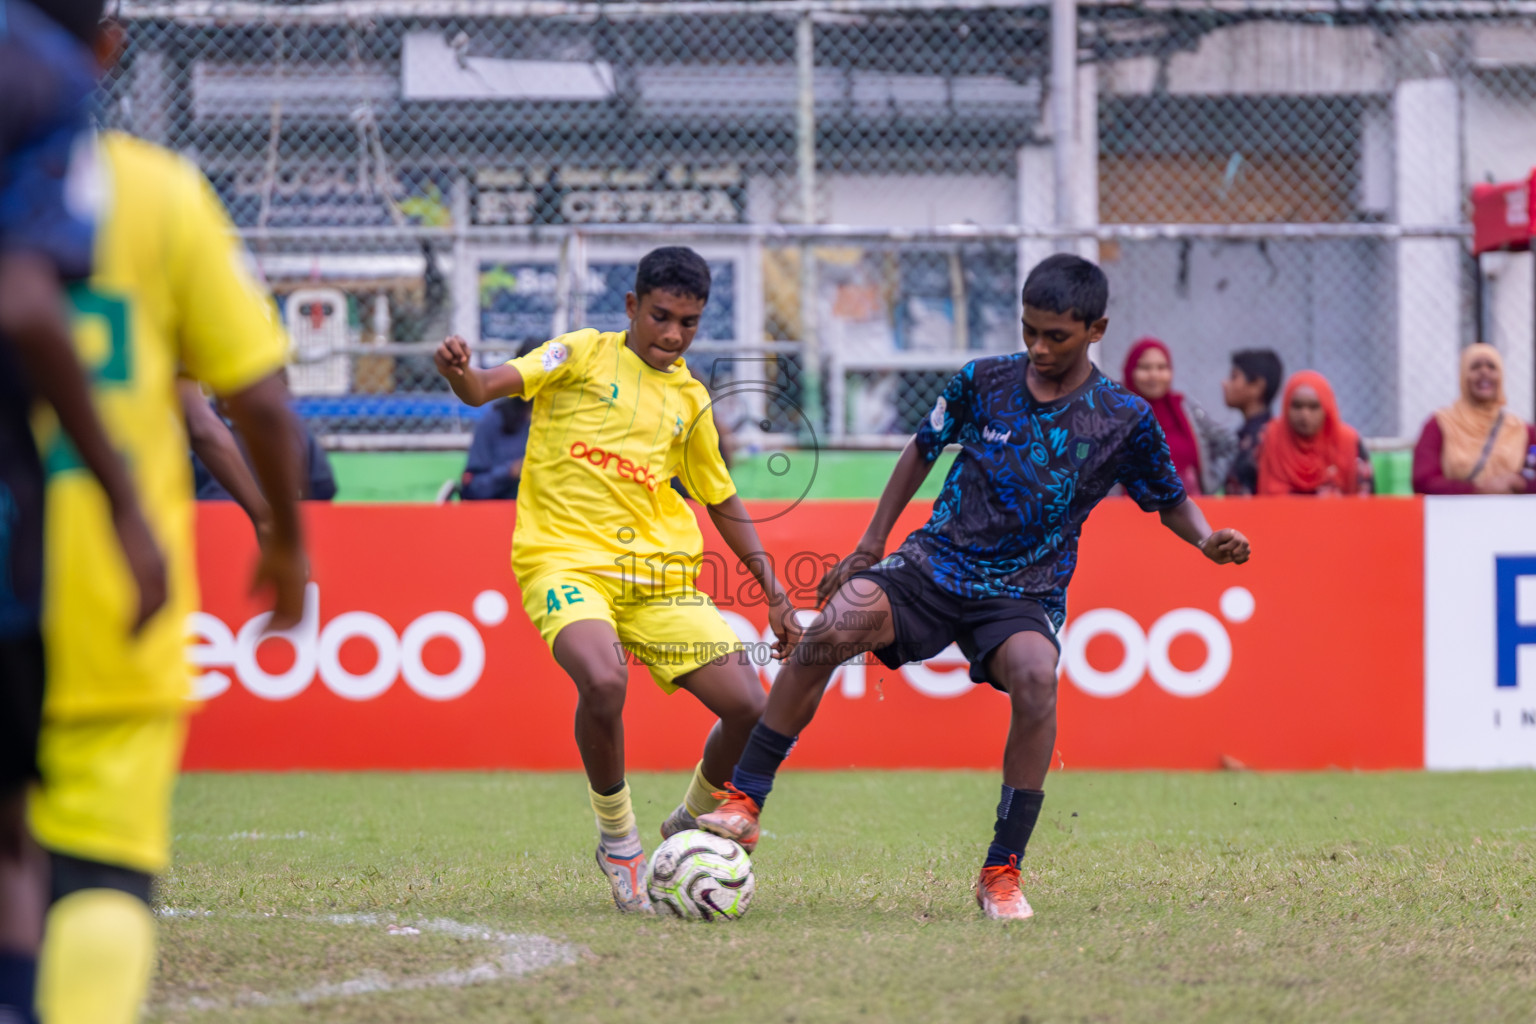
top-left (700, 254), bottom-right (1252, 920)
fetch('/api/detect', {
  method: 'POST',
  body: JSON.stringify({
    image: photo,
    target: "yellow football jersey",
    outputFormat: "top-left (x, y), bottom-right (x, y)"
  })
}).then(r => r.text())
top-left (508, 329), bottom-right (735, 585)
top-left (34, 132), bottom-right (288, 718)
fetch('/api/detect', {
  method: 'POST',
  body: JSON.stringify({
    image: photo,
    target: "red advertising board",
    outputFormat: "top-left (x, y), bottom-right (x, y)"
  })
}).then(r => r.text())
top-left (184, 498), bottom-right (1423, 772)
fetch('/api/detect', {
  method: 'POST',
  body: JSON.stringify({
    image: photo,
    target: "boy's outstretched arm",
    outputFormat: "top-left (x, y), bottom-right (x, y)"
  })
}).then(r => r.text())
top-left (434, 334), bottom-right (525, 407)
top-left (707, 495), bottom-right (799, 658)
top-left (1158, 497), bottom-right (1251, 565)
top-left (817, 437), bottom-right (936, 605)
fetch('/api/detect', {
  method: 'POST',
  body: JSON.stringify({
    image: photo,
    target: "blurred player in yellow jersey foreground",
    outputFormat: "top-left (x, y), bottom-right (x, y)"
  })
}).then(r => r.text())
top-left (24, 20), bottom-right (310, 1024)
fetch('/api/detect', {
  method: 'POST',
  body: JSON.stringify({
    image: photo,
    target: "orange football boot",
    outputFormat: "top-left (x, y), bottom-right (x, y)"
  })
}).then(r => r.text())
top-left (694, 782), bottom-right (761, 853)
top-left (975, 855), bottom-right (1034, 921)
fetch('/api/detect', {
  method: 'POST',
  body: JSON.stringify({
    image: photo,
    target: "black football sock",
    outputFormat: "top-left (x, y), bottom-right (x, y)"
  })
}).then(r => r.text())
top-left (984, 786), bottom-right (1044, 868)
top-left (730, 722), bottom-right (796, 808)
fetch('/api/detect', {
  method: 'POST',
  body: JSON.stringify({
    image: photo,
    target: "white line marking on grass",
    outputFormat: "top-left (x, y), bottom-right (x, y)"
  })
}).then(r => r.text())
top-left (155, 911), bottom-right (580, 1013)
top-left (173, 831), bottom-right (332, 842)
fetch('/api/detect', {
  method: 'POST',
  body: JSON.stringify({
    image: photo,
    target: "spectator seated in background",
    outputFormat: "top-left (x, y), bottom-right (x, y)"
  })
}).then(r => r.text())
top-left (1258, 370), bottom-right (1373, 496)
top-left (188, 380), bottom-right (337, 502)
top-left (459, 339), bottom-right (539, 500)
top-left (1122, 337), bottom-right (1235, 495)
top-left (1221, 348), bottom-right (1283, 496)
top-left (1413, 343), bottom-right (1536, 495)
top-left (460, 394), bottom-right (531, 500)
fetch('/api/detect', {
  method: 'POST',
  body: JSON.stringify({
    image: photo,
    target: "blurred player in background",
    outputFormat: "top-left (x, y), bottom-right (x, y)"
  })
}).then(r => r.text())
top-left (701, 254), bottom-right (1251, 921)
top-left (435, 247), bottom-right (795, 913)
top-left (20, 15), bottom-right (311, 1021)
top-left (0, 2), bottom-right (167, 1021)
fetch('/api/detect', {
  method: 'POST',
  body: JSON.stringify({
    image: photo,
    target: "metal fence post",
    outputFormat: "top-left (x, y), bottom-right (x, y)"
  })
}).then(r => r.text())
top-left (1050, 0), bottom-right (1077, 254)
top-left (449, 175), bottom-right (477, 346)
top-left (796, 10), bottom-right (822, 442)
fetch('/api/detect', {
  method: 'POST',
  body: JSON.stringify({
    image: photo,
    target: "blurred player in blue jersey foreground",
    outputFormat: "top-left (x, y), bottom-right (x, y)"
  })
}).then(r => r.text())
top-left (0, 3), bottom-right (169, 1021)
top-left (701, 254), bottom-right (1252, 920)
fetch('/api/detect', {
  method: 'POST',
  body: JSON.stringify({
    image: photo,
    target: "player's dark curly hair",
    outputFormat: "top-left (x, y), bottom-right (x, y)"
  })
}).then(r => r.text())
top-left (634, 246), bottom-right (711, 303)
top-left (1230, 348), bottom-right (1284, 406)
top-left (1021, 253), bottom-right (1108, 325)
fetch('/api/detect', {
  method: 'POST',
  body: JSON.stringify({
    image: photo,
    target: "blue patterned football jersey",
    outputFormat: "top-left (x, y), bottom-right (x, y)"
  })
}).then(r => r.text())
top-left (0, 0), bottom-right (98, 639)
top-left (897, 354), bottom-right (1186, 627)
top-left (0, 0), bottom-right (99, 278)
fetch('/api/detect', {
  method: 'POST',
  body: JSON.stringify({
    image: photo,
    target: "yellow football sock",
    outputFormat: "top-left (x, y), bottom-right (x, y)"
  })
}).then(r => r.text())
top-left (37, 888), bottom-right (156, 1024)
top-left (682, 761), bottom-right (725, 818)
top-left (588, 782), bottom-right (636, 839)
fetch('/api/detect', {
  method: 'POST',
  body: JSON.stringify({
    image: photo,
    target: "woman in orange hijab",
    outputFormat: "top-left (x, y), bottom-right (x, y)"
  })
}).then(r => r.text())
top-left (1412, 343), bottom-right (1535, 494)
top-left (1257, 371), bottom-right (1374, 495)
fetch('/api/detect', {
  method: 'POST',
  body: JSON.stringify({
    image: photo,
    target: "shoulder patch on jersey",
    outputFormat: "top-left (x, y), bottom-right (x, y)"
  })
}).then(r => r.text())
top-left (930, 396), bottom-right (947, 431)
top-left (542, 342), bottom-right (569, 372)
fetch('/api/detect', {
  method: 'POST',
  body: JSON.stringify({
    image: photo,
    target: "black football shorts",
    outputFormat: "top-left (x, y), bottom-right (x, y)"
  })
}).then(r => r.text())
top-left (848, 554), bottom-right (1059, 691)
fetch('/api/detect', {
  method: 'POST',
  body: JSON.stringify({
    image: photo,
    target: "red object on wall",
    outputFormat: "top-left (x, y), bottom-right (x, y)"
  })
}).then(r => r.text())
top-left (1472, 174), bottom-right (1534, 255)
top-left (183, 498), bottom-right (1423, 772)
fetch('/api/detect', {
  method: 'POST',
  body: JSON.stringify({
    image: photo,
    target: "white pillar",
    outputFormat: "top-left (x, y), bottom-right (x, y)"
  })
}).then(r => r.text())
top-left (1394, 78), bottom-right (1462, 438)
top-left (1017, 144), bottom-right (1056, 295)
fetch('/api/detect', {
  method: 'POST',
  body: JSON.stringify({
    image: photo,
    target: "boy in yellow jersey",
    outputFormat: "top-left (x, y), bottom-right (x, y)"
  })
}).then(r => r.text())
top-left (25, 105), bottom-right (310, 1024)
top-left (435, 247), bottom-right (797, 912)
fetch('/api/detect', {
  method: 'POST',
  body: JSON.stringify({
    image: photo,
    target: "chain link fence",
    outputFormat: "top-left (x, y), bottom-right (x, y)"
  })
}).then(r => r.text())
top-left (105, 1), bottom-right (1536, 453)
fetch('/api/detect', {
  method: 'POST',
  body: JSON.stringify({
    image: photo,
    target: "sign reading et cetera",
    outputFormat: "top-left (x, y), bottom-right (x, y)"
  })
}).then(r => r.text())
top-left (474, 164), bottom-right (744, 225)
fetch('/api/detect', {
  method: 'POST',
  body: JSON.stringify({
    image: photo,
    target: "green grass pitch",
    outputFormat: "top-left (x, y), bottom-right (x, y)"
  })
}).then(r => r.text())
top-left (148, 770), bottom-right (1536, 1023)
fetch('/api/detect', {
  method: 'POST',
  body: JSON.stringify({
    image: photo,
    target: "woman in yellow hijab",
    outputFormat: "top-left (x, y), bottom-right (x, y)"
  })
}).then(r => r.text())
top-left (1412, 344), bottom-right (1535, 494)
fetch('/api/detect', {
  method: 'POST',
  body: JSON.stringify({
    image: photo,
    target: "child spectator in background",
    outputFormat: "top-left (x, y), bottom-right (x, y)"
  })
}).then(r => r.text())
top-left (1221, 348), bottom-right (1283, 495)
top-left (1122, 337), bottom-right (1234, 495)
top-left (1258, 370), bottom-right (1374, 496)
top-left (1412, 343), bottom-right (1536, 495)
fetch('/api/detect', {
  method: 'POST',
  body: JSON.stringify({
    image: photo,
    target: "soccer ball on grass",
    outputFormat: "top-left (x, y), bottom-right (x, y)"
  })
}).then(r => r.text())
top-left (645, 829), bottom-right (754, 921)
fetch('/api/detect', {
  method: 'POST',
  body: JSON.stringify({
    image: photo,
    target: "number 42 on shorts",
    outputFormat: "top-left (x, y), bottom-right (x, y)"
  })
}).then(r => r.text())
top-left (545, 584), bottom-right (585, 613)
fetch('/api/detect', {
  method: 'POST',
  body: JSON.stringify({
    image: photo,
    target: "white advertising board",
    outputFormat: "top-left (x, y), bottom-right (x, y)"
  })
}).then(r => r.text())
top-left (1425, 495), bottom-right (1536, 768)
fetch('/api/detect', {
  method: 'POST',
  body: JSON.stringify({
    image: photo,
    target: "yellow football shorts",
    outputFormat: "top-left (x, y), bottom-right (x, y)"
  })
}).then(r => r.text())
top-left (519, 568), bottom-right (746, 692)
top-left (28, 712), bottom-right (187, 876)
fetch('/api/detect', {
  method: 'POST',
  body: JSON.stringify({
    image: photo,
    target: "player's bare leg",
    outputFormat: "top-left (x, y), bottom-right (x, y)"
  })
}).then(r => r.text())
top-left (664, 658), bottom-right (767, 838)
top-left (973, 631), bottom-right (1059, 921)
top-left (552, 620), bottom-right (650, 913)
top-left (697, 579), bottom-right (895, 851)
top-left (553, 619), bottom-right (631, 789)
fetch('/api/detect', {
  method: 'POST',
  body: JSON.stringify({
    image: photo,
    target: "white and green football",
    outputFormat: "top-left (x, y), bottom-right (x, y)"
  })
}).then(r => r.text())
top-left (645, 829), bottom-right (754, 921)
